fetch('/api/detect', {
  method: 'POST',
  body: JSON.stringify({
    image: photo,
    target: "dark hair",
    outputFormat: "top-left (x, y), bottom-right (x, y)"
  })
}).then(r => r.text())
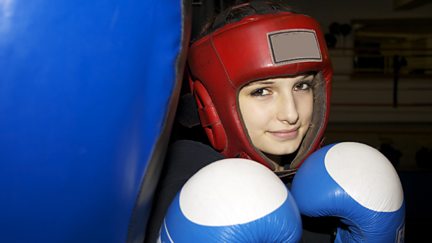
top-left (195, 0), bottom-right (295, 41)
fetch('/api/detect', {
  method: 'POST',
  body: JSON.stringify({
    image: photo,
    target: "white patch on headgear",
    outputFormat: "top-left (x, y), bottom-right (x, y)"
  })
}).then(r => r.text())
top-left (268, 29), bottom-right (322, 65)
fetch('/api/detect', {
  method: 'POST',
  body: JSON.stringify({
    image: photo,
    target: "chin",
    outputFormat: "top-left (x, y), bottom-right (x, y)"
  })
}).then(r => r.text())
top-left (254, 138), bottom-right (302, 156)
top-left (262, 146), bottom-right (298, 156)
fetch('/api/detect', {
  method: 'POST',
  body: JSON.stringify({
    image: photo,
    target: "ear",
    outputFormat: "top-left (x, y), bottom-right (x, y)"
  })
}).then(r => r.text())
top-left (192, 80), bottom-right (227, 151)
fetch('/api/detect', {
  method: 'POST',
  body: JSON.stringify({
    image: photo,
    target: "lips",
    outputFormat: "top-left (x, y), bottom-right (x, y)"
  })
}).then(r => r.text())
top-left (267, 128), bottom-right (299, 140)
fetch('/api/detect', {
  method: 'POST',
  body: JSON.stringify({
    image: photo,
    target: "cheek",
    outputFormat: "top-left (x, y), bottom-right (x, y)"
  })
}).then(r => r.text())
top-left (239, 98), bottom-right (254, 132)
top-left (296, 94), bottom-right (314, 122)
top-left (239, 99), bottom-right (271, 132)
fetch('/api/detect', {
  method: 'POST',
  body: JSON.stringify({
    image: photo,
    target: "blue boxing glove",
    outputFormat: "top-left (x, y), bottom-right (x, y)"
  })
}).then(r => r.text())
top-left (291, 142), bottom-right (405, 243)
top-left (159, 158), bottom-right (302, 242)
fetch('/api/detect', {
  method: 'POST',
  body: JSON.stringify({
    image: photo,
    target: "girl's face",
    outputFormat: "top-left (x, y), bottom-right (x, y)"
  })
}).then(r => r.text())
top-left (238, 74), bottom-right (314, 157)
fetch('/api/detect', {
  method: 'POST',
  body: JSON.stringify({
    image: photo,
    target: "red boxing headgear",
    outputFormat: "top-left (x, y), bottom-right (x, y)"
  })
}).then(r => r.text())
top-left (188, 4), bottom-right (332, 175)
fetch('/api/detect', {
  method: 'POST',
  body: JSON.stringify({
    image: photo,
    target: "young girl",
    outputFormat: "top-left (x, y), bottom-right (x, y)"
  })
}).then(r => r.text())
top-left (146, 1), bottom-right (333, 242)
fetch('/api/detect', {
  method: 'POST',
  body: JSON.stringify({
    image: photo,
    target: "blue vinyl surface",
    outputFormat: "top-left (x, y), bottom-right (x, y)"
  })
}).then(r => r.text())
top-left (0, 0), bottom-right (183, 242)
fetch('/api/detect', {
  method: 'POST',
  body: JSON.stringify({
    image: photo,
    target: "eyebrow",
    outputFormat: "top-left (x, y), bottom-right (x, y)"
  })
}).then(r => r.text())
top-left (245, 81), bottom-right (274, 87)
top-left (245, 73), bottom-right (316, 87)
top-left (303, 74), bottom-right (315, 80)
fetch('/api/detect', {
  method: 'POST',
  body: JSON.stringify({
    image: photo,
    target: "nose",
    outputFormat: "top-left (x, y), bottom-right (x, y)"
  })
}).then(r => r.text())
top-left (276, 93), bottom-right (299, 125)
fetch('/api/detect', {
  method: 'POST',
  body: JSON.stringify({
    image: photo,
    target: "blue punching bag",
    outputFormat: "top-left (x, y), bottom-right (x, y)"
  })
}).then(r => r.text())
top-left (0, 0), bottom-right (190, 242)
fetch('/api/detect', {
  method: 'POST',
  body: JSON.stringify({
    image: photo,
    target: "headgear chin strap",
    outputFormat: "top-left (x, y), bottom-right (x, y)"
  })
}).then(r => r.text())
top-left (188, 9), bottom-right (333, 172)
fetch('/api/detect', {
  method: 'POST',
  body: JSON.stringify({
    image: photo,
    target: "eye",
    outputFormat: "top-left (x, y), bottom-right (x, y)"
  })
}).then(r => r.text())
top-left (294, 82), bottom-right (312, 91)
top-left (250, 88), bottom-right (272, 97)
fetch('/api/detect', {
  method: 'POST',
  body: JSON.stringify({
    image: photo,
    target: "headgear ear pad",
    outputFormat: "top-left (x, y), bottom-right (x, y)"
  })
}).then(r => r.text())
top-left (188, 11), bottom-right (333, 171)
top-left (192, 80), bottom-right (227, 151)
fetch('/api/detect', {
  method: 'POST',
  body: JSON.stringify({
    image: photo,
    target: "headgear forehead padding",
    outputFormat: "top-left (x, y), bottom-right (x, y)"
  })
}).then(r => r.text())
top-left (188, 11), bottom-right (332, 171)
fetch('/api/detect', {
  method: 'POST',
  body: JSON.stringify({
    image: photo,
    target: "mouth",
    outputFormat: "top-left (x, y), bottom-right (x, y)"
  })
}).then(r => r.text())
top-left (267, 128), bottom-right (299, 140)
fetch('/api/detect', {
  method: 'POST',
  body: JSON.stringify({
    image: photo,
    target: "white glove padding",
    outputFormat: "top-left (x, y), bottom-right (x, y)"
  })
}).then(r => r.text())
top-left (159, 158), bottom-right (302, 242)
top-left (291, 142), bottom-right (405, 243)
